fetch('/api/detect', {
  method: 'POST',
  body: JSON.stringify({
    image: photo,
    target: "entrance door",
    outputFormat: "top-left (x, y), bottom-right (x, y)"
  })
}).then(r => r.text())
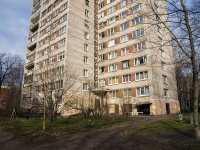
top-left (95, 99), bottom-right (100, 109)
top-left (115, 104), bottom-right (119, 115)
top-left (166, 103), bottom-right (170, 114)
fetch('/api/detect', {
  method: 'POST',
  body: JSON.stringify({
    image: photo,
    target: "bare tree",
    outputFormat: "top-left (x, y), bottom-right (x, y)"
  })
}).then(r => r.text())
top-left (2, 60), bottom-right (24, 117)
top-left (0, 53), bottom-right (20, 94)
top-left (138, 0), bottom-right (200, 139)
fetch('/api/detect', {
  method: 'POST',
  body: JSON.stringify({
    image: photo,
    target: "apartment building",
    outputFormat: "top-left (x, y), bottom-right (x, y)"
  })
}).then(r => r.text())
top-left (22, 0), bottom-right (95, 112)
top-left (22, 0), bottom-right (180, 116)
top-left (95, 0), bottom-right (180, 115)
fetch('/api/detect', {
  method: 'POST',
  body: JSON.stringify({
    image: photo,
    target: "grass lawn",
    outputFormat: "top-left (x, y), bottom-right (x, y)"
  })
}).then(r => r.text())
top-left (0, 115), bottom-right (131, 142)
top-left (121, 114), bottom-right (195, 137)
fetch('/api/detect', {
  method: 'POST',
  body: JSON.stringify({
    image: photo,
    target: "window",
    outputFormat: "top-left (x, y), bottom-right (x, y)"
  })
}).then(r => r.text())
top-left (85, 0), bottom-right (89, 6)
top-left (61, 2), bottom-right (68, 11)
top-left (85, 20), bottom-right (89, 28)
top-left (42, 10), bottom-right (46, 17)
top-left (137, 86), bottom-right (149, 96)
top-left (131, 4), bottom-right (142, 13)
top-left (57, 66), bottom-right (64, 75)
top-left (130, 0), bottom-right (138, 3)
top-left (158, 36), bottom-right (163, 45)
top-left (58, 39), bottom-right (65, 48)
top-left (123, 89), bottom-right (131, 97)
top-left (42, 72), bottom-right (46, 80)
top-left (44, 48), bottom-right (48, 55)
top-left (48, 5), bottom-right (53, 12)
top-left (39, 30), bottom-right (44, 37)
top-left (83, 69), bottom-right (88, 77)
top-left (136, 71), bottom-right (148, 81)
top-left (50, 57), bottom-right (54, 64)
top-left (160, 49), bottom-right (164, 57)
top-left (108, 50), bottom-right (117, 59)
top-left (121, 47), bottom-right (129, 56)
top-left (85, 9), bottom-right (89, 17)
top-left (98, 11), bottom-right (104, 19)
top-left (134, 56), bottom-right (147, 66)
top-left (154, 4), bottom-right (159, 12)
top-left (98, 79), bottom-right (105, 87)
top-left (47, 15), bottom-right (52, 22)
top-left (107, 0), bottom-right (115, 4)
top-left (84, 56), bottom-right (88, 64)
top-left (109, 63), bottom-right (118, 72)
top-left (163, 75), bottom-right (167, 83)
top-left (164, 89), bottom-right (168, 97)
top-left (133, 28), bottom-right (144, 38)
top-left (59, 26), bottom-right (66, 35)
top-left (84, 43), bottom-right (89, 51)
top-left (53, 20), bottom-right (58, 28)
top-left (43, 59), bottom-right (48, 67)
top-left (107, 6), bottom-right (115, 14)
top-left (54, 0), bottom-right (59, 7)
top-left (98, 54), bottom-right (104, 62)
top-left (36, 62), bottom-right (41, 70)
top-left (120, 34), bottom-right (128, 43)
top-left (133, 41), bottom-right (146, 51)
top-left (52, 32), bottom-right (57, 40)
top-left (98, 67), bottom-right (105, 74)
top-left (46, 25), bottom-right (51, 32)
top-left (56, 80), bottom-right (63, 89)
top-left (120, 22), bottom-right (128, 31)
top-left (157, 25), bottom-right (161, 32)
top-left (60, 14), bottom-right (67, 23)
top-left (39, 41), bottom-right (43, 47)
top-left (108, 17), bottom-right (116, 25)
top-left (83, 83), bottom-right (88, 91)
top-left (108, 76), bottom-right (118, 85)
top-left (40, 20), bottom-right (45, 27)
top-left (54, 9), bottom-right (58, 17)
top-left (99, 32), bottom-right (104, 39)
top-left (122, 74), bottom-right (131, 83)
top-left (85, 32), bottom-right (89, 40)
top-left (49, 69), bottom-right (54, 78)
top-left (57, 52), bottom-right (65, 61)
top-left (99, 22), bottom-right (104, 29)
top-left (132, 16), bottom-right (143, 26)
top-left (51, 44), bottom-right (55, 51)
top-left (119, 1), bottom-right (126, 9)
top-left (120, 11), bottom-right (127, 19)
top-left (99, 2), bottom-right (104, 9)
top-left (45, 37), bottom-right (49, 44)
top-left (108, 27), bottom-right (116, 35)
top-left (43, 1), bottom-right (48, 7)
top-left (161, 62), bottom-right (166, 70)
top-left (110, 90), bottom-right (118, 98)
top-left (122, 60), bottom-right (130, 69)
top-left (98, 43), bottom-right (104, 50)
top-left (37, 51), bottom-right (42, 58)
top-left (108, 39), bottom-right (116, 47)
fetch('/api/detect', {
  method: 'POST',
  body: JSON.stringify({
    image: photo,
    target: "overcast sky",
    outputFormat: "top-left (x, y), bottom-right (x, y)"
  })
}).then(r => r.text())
top-left (0, 0), bottom-right (32, 59)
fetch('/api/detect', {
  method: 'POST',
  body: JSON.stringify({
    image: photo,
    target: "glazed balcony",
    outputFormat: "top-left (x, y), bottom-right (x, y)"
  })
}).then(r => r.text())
top-left (27, 34), bottom-right (37, 50)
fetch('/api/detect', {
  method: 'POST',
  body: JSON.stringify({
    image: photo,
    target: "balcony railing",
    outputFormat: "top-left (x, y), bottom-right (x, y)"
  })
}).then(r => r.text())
top-left (30, 22), bottom-right (39, 32)
top-left (28, 34), bottom-right (37, 50)
top-left (25, 60), bottom-right (34, 70)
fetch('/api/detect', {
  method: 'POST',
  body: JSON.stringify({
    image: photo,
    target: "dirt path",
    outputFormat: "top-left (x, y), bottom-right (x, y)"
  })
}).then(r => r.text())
top-left (0, 115), bottom-right (200, 150)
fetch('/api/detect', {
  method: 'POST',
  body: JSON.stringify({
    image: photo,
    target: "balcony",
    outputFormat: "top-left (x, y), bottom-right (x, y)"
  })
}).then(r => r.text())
top-left (27, 50), bottom-right (35, 57)
top-left (24, 74), bottom-right (33, 85)
top-left (31, 7), bottom-right (40, 24)
top-left (28, 34), bottom-right (37, 50)
top-left (25, 59), bottom-right (34, 70)
top-left (30, 22), bottom-right (39, 32)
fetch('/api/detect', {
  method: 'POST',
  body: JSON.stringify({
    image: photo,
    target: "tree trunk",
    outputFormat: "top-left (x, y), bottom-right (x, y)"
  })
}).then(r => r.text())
top-left (180, 0), bottom-right (200, 140)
